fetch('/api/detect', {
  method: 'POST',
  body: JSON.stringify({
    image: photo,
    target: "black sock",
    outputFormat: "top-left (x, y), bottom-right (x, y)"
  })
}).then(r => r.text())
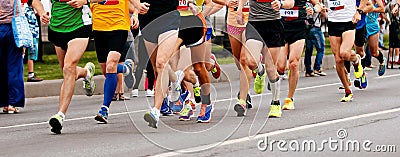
top-left (375, 51), bottom-right (384, 64)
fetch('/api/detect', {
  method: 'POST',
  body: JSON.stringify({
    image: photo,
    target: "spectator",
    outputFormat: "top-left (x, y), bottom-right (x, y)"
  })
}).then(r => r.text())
top-left (0, 0), bottom-right (27, 113)
top-left (387, 0), bottom-right (400, 64)
top-left (24, 0), bottom-right (43, 82)
top-left (304, 3), bottom-right (327, 77)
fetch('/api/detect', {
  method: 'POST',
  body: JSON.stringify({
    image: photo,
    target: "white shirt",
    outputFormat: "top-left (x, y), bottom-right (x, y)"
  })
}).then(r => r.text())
top-left (326, 0), bottom-right (356, 22)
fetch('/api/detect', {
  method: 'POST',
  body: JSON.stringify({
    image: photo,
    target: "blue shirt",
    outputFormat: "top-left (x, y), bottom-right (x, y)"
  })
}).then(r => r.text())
top-left (356, 0), bottom-right (367, 29)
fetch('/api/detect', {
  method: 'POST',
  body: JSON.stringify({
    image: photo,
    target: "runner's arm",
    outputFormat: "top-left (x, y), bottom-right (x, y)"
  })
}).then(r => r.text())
top-left (32, 0), bottom-right (49, 24)
top-left (280, 0), bottom-right (294, 9)
top-left (359, 0), bottom-right (373, 13)
top-left (373, 0), bottom-right (385, 13)
top-left (211, 0), bottom-right (226, 6)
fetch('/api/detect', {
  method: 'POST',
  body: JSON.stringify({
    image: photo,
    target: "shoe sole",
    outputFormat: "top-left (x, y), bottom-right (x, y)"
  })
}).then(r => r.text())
top-left (234, 104), bottom-right (246, 117)
top-left (144, 113), bottom-right (157, 128)
top-left (94, 114), bottom-right (108, 124)
top-left (282, 106), bottom-right (294, 110)
top-left (268, 114), bottom-right (281, 118)
top-left (197, 119), bottom-right (211, 123)
top-left (49, 118), bottom-right (62, 134)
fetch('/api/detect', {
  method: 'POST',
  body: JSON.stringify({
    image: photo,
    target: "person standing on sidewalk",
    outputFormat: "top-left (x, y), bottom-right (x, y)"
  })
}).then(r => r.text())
top-left (304, 0), bottom-right (327, 77)
top-left (24, 0), bottom-right (43, 82)
top-left (0, 0), bottom-right (34, 113)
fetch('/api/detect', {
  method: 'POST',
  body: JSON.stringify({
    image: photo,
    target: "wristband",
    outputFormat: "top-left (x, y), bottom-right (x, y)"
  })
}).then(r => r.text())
top-left (357, 8), bottom-right (364, 14)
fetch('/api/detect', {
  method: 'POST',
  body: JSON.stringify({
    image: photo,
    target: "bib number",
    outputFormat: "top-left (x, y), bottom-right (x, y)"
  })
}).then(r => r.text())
top-left (242, 1), bottom-right (250, 12)
top-left (280, 9), bottom-right (299, 17)
top-left (256, 0), bottom-right (273, 3)
top-left (328, 0), bottom-right (344, 11)
top-left (178, 0), bottom-right (189, 10)
top-left (99, 0), bottom-right (119, 5)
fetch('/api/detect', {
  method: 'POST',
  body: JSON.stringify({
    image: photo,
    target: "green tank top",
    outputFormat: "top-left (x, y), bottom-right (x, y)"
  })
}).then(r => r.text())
top-left (49, 0), bottom-right (91, 33)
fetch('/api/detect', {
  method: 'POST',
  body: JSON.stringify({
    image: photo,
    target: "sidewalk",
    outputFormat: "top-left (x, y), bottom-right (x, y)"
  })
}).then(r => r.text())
top-left (24, 54), bottom-right (381, 98)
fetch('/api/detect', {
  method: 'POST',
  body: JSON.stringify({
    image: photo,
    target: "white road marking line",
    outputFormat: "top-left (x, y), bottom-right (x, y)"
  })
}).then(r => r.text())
top-left (152, 107), bottom-right (400, 157)
top-left (2, 73), bottom-right (398, 130)
top-left (374, 73), bottom-right (400, 79)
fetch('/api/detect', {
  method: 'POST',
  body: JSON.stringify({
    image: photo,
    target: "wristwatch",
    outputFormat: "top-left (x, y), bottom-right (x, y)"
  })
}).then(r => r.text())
top-left (357, 9), bottom-right (364, 14)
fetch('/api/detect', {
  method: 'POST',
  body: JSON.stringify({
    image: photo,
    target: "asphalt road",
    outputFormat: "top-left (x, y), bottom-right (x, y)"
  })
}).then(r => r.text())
top-left (0, 68), bottom-right (399, 157)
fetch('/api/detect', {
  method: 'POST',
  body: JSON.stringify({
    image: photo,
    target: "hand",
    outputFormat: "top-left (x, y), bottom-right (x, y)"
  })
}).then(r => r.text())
top-left (228, 0), bottom-right (238, 8)
top-left (137, 2), bottom-right (150, 15)
top-left (305, 6), bottom-right (314, 16)
top-left (271, 0), bottom-right (281, 11)
top-left (67, 0), bottom-right (87, 8)
top-left (392, 4), bottom-right (399, 14)
top-left (41, 12), bottom-right (50, 25)
top-left (352, 12), bottom-right (361, 24)
top-left (131, 15), bottom-right (139, 29)
top-left (236, 10), bottom-right (245, 25)
top-left (189, 2), bottom-right (199, 15)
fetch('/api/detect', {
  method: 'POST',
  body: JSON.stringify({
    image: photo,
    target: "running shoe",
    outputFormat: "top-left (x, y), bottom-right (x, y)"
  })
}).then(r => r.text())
top-left (237, 92), bottom-right (252, 109)
top-left (354, 73), bottom-right (367, 89)
top-left (268, 101), bottom-right (282, 118)
top-left (314, 70), bottom-right (327, 76)
top-left (378, 57), bottom-right (386, 76)
top-left (179, 105), bottom-right (194, 121)
top-left (193, 86), bottom-right (201, 103)
top-left (49, 114), bottom-right (64, 134)
top-left (169, 70), bottom-right (184, 102)
top-left (353, 54), bottom-right (363, 79)
top-left (254, 64), bottom-right (266, 94)
top-left (131, 89), bottom-right (139, 97)
top-left (144, 109), bottom-right (159, 128)
top-left (340, 93), bottom-right (353, 102)
top-left (160, 97), bottom-right (173, 116)
top-left (124, 59), bottom-right (135, 89)
top-left (234, 99), bottom-right (246, 117)
top-left (197, 104), bottom-right (213, 123)
top-left (27, 75), bottom-right (43, 82)
top-left (171, 90), bottom-right (189, 113)
top-left (210, 53), bottom-right (221, 79)
top-left (83, 62), bottom-right (96, 96)
top-left (282, 98), bottom-right (295, 110)
top-left (146, 89), bottom-right (154, 97)
top-left (94, 107), bottom-right (109, 123)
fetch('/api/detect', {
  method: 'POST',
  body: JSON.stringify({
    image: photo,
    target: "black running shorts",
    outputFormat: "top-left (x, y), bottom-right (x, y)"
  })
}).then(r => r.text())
top-left (48, 25), bottom-right (92, 51)
top-left (246, 19), bottom-right (285, 48)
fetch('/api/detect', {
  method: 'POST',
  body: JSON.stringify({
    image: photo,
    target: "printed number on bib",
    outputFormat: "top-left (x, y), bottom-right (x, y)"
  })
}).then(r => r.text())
top-left (280, 9), bottom-right (299, 17)
top-left (328, 0), bottom-right (344, 11)
top-left (99, 0), bottom-right (119, 5)
top-left (178, 0), bottom-right (189, 10)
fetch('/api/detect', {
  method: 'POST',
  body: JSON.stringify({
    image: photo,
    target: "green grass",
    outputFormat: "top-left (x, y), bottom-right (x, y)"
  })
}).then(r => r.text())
top-left (28, 34), bottom-right (389, 80)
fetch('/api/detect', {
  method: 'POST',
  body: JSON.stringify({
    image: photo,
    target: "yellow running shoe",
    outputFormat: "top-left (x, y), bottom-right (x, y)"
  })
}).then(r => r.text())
top-left (340, 93), bottom-right (353, 102)
top-left (254, 64), bottom-right (266, 94)
top-left (282, 98), bottom-right (295, 110)
top-left (268, 101), bottom-right (282, 118)
top-left (353, 54), bottom-right (363, 79)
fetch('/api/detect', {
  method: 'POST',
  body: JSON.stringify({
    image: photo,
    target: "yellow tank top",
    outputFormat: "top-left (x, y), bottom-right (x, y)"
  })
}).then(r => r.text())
top-left (91, 0), bottom-right (130, 31)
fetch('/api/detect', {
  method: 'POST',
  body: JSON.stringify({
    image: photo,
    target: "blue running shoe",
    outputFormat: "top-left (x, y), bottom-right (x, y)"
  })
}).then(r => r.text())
top-left (171, 90), bottom-right (189, 113)
top-left (144, 110), bottom-right (159, 128)
top-left (360, 74), bottom-right (368, 89)
top-left (95, 106), bottom-right (109, 123)
top-left (160, 97), bottom-right (173, 116)
top-left (197, 104), bottom-right (213, 123)
top-left (378, 57), bottom-right (386, 76)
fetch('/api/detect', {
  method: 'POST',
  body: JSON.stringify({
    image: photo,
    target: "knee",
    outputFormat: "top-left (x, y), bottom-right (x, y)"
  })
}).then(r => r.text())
top-left (193, 63), bottom-right (204, 75)
top-left (62, 64), bottom-right (75, 76)
top-left (289, 59), bottom-right (299, 70)
top-left (335, 58), bottom-right (344, 65)
top-left (155, 59), bottom-right (167, 72)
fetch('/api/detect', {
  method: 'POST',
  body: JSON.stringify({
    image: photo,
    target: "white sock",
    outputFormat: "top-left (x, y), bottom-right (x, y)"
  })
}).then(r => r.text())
top-left (101, 105), bottom-right (109, 111)
top-left (152, 107), bottom-right (160, 117)
top-left (194, 76), bottom-right (200, 87)
top-left (57, 111), bottom-right (65, 119)
top-left (28, 73), bottom-right (34, 78)
top-left (395, 56), bottom-right (399, 62)
top-left (269, 78), bottom-right (281, 101)
top-left (257, 62), bottom-right (264, 74)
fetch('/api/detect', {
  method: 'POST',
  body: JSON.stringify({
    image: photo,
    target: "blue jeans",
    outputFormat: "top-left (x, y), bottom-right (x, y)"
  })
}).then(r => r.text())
top-left (304, 27), bottom-right (325, 74)
top-left (0, 24), bottom-right (25, 107)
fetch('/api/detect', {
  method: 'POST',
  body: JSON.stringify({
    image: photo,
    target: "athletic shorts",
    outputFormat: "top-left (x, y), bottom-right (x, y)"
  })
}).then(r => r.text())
top-left (327, 21), bottom-right (355, 37)
top-left (354, 26), bottom-right (366, 47)
top-left (206, 28), bottom-right (215, 41)
top-left (227, 24), bottom-right (246, 35)
top-left (178, 14), bottom-right (207, 47)
top-left (283, 20), bottom-right (307, 45)
top-left (27, 38), bottom-right (39, 61)
top-left (48, 25), bottom-right (92, 51)
top-left (389, 23), bottom-right (400, 48)
top-left (139, 10), bottom-right (180, 43)
top-left (246, 20), bottom-right (285, 48)
top-left (93, 30), bottom-right (128, 63)
top-left (366, 22), bottom-right (379, 39)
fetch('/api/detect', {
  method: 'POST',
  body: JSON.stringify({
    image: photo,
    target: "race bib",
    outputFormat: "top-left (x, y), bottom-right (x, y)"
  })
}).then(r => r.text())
top-left (178, 0), bottom-right (189, 10)
top-left (280, 9), bottom-right (299, 17)
top-left (56, 0), bottom-right (71, 2)
top-left (99, 0), bottom-right (119, 5)
top-left (328, 0), bottom-right (344, 11)
top-left (242, 1), bottom-right (250, 12)
top-left (257, 0), bottom-right (273, 3)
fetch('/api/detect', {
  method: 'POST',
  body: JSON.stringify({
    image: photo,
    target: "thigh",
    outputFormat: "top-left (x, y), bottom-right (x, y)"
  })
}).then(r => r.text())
top-left (93, 31), bottom-right (110, 63)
